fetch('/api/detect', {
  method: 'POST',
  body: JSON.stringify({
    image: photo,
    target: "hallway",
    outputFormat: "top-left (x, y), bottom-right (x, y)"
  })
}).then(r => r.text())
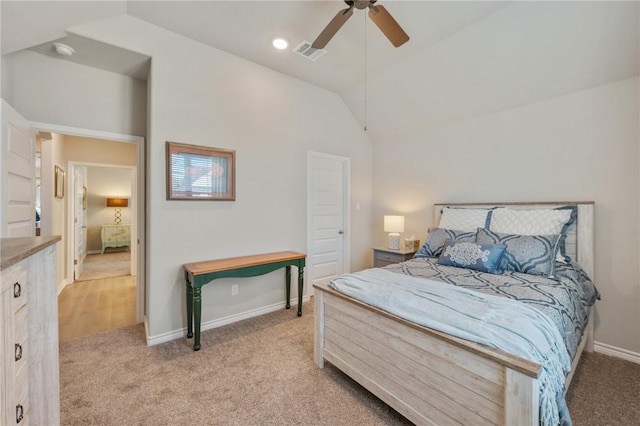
top-left (58, 275), bottom-right (137, 341)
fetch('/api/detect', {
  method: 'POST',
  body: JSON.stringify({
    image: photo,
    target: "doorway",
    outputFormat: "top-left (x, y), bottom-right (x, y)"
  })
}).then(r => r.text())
top-left (70, 163), bottom-right (135, 281)
top-left (33, 122), bottom-right (145, 340)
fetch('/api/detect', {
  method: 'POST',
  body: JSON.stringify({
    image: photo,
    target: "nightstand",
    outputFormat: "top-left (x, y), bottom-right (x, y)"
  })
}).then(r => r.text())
top-left (372, 247), bottom-right (417, 267)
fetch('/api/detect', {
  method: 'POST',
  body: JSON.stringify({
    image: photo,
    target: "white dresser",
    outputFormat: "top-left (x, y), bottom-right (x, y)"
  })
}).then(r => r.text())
top-left (1, 236), bottom-right (61, 426)
top-left (101, 224), bottom-right (131, 254)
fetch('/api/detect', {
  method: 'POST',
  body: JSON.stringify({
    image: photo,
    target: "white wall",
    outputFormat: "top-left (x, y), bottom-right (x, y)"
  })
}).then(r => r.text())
top-left (0, 4), bottom-right (3, 100)
top-left (40, 133), bottom-right (66, 287)
top-left (2, 50), bottom-right (147, 137)
top-left (86, 166), bottom-right (133, 252)
top-left (55, 16), bottom-right (373, 340)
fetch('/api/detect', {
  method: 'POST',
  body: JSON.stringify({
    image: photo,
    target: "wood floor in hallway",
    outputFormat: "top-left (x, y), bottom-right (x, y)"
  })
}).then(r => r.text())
top-left (58, 275), bottom-right (137, 342)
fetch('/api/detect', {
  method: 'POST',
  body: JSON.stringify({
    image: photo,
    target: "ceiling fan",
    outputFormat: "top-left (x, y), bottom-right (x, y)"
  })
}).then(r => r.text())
top-left (312, 0), bottom-right (409, 49)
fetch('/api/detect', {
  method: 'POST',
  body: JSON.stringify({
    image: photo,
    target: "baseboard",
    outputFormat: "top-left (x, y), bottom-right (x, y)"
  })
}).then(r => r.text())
top-left (594, 341), bottom-right (640, 364)
top-left (57, 279), bottom-right (69, 295)
top-left (87, 250), bottom-right (101, 255)
top-left (146, 295), bottom-right (311, 346)
top-left (144, 315), bottom-right (150, 345)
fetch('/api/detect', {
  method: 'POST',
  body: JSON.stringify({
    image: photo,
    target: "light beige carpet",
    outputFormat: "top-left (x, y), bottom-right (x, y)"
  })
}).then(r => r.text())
top-left (60, 301), bottom-right (410, 425)
top-left (76, 252), bottom-right (131, 281)
top-left (59, 301), bottom-right (640, 425)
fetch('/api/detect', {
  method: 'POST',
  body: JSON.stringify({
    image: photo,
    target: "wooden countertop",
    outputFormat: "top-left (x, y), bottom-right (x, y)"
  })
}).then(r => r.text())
top-left (1, 236), bottom-right (62, 271)
top-left (184, 251), bottom-right (306, 276)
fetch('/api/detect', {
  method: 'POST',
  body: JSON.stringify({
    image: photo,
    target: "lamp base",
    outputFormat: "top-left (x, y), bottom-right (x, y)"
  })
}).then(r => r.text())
top-left (114, 207), bottom-right (122, 225)
top-left (388, 233), bottom-right (401, 250)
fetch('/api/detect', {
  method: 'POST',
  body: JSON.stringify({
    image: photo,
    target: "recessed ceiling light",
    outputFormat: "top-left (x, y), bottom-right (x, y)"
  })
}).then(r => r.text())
top-left (53, 42), bottom-right (75, 57)
top-left (272, 38), bottom-right (288, 50)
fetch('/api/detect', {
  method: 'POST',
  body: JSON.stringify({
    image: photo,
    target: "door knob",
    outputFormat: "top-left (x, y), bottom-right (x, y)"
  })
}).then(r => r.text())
top-left (338, 230), bottom-right (344, 234)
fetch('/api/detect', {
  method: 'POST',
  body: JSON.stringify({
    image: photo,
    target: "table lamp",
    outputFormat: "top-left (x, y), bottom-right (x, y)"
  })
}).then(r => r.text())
top-left (384, 215), bottom-right (404, 250)
top-left (106, 197), bottom-right (128, 224)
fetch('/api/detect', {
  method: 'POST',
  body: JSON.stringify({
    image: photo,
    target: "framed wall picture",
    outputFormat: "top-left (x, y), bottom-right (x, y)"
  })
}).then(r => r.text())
top-left (166, 141), bottom-right (236, 201)
top-left (54, 165), bottom-right (65, 198)
top-left (82, 186), bottom-right (88, 209)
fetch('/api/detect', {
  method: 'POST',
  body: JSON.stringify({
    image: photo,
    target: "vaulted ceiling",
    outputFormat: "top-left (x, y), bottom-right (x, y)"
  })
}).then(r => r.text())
top-left (2, 1), bottom-right (507, 93)
top-left (2, 1), bottom-right (638, 144)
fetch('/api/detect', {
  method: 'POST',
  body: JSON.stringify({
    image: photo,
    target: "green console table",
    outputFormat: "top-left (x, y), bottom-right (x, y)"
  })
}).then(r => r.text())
top-left (183, 251), bottom-right (306, 351)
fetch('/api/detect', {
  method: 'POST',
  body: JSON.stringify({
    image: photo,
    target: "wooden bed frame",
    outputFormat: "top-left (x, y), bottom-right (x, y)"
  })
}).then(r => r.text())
top-left (313, 202), bottom-right (595, 425)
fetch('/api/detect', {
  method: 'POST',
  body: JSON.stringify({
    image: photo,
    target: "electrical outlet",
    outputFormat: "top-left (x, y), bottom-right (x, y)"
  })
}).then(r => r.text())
top-left (231, 284), bottom-right (239, 296)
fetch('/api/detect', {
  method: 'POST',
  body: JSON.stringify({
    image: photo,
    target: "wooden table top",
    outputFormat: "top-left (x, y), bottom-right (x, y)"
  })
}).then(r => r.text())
top-left (184, 251), bottom-right (306, 276)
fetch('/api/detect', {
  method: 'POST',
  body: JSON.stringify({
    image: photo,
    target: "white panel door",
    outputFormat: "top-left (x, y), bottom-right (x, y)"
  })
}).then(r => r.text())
top-left (1, 100), bottom-right (34, 237)
top-left (73, 167), bottom-right (87, 280)
top-left (307, 152), bottom-right (350, 296)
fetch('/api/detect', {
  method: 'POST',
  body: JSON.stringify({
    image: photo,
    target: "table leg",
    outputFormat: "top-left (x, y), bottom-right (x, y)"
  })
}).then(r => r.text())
top-left (193, 286), bottom-right (202, 351)
top-left (285, 266), bottom-right (291, 310)
top-left (186, 274), bottom-right (194, 338)
top-left (297, 266), bottom-right (304, 317)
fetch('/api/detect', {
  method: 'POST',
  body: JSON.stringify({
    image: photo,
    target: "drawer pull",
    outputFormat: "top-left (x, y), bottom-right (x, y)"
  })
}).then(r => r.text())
top-left (16, 404), bottom-right (24, 423)
top-left (15, 343), bottom-right (23, 361)
top-left (384, 255), bottom-right (390, 259)
top-left (14, 282), bottom-right (22, 298)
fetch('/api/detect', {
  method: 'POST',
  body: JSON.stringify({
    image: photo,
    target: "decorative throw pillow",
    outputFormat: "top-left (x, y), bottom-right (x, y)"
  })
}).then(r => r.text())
top-left (437, 240), bottom-right (507, 274)
top-left (438, 207), bottom-right (493, 232)
top-left (476, 228), bottom-right (560, 277)
top-left (413, 228), bottom-right (476, 259)
top-left (488, 206), bottom-right (577, 262)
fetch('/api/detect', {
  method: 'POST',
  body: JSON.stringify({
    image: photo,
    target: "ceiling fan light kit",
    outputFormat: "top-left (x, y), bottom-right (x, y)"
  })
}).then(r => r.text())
top-left (312, 0), bottom-right (409, 49)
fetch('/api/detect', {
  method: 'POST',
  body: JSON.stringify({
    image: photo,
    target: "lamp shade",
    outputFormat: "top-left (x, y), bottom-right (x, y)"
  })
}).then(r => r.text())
top-left (106, 198), bottom-right (128, 208)
top-left (384, 215), bottom-right (404, 233)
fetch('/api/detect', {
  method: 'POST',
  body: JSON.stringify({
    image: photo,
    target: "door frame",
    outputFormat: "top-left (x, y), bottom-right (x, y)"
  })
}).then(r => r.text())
top-left (306, 151), bottom-right (351, 297)
top-left (68, 161), bottom-right (137, 274)
top-left (30, 121), bottom-right (145, 323)
top-left (71, 165), bottom-right (88, 280)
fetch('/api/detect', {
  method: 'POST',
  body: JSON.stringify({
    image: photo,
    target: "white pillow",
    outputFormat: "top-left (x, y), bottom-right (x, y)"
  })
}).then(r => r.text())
top-left (489, 207), bottom-right (572, 235)
top-left (438, 207), bottom-right (490, 232)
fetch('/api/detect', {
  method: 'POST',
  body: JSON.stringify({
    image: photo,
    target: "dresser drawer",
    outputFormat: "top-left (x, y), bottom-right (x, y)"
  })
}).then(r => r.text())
top-left (2, 264), bottom-right (27, 313)
top-left (374, 251), bottom-right (406, 264)
top-left (15, 361), bottom-right (29, 425)
top-left (14, 305), bottom-right (28, 373)
top-left (372, 248), bottom-right (417, 268)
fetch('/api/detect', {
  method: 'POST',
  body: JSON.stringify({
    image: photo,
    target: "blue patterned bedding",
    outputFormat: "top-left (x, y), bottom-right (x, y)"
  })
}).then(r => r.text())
top-left (383, 257), bottom-right (599, 359)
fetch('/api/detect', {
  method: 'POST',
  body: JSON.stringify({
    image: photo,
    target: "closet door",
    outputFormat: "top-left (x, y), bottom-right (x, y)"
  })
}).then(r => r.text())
top-left (1, 100), bottom-right (34, 237)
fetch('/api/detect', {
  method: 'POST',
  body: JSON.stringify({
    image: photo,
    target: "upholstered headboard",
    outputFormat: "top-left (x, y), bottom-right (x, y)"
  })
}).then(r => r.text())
top-left (433, 202), bottom-right (595, 278)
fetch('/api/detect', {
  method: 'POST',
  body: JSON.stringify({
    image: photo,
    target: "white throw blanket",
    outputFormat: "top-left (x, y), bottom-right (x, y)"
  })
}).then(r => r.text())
top-left (330, 268), bottom-right (572, 426)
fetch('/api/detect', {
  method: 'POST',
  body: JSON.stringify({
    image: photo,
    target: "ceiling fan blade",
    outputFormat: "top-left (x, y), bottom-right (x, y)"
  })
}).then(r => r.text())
top-left (312, 6), bottom-right (355, 49)
top-left (368, 4), bottom-right (409, 47)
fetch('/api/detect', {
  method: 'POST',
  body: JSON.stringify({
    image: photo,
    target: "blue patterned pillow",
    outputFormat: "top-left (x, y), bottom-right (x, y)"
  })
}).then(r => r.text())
top-left (413, 227), bottom-right (476, 258)
top-left (476, 228), bottom-right (560, 277)
top-left (437, 240), bottom-right (507, 274)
